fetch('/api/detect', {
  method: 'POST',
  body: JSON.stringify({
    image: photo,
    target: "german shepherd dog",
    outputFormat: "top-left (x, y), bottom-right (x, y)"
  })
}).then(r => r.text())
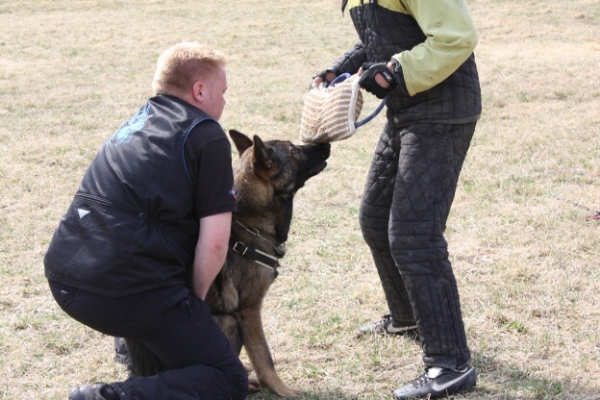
top-left (124, 130), bottom-right (331, 397)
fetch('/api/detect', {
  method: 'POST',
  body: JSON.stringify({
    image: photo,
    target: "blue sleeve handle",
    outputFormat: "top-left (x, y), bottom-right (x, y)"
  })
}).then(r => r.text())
top-left (354, 97), bottom-right (387, 129)
top-left (328, 73), bottom-right (387, 129)
top-left (328, 72), bottom-right (352, 86)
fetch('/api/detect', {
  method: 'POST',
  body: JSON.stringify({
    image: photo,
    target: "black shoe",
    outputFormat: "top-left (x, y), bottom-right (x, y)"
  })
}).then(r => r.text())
top-left (359, 315), bottom-right (418, 336)
top-left (69, 383), bottom-right (119, 400)
top-left (392, 365), bottom-right (476, 399)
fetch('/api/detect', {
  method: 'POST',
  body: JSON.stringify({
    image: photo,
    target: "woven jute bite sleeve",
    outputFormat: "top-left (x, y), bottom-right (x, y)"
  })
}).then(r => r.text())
top-left (299, 74), bottom-right (363, 143)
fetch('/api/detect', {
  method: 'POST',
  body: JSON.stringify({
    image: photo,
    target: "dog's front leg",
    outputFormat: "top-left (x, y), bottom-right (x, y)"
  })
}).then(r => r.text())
top-left (238, 307), bottom-right (304, 397)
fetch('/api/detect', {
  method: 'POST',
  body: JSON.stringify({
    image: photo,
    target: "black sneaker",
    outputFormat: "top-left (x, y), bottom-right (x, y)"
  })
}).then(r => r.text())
top-left (69, 383), bottom-right (120, 400)
top-left (392, 365), bottom-right (476, 399)
top-left (359, 315), bottom-right (418, 336)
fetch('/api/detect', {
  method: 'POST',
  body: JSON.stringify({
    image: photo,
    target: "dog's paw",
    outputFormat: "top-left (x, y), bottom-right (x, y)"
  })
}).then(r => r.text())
top-left (243, 362), bottom-right (254, 373)
top-left (273, 385), bottom-right (305, 398)
top-left (248, 378), bottom-right (262, 393)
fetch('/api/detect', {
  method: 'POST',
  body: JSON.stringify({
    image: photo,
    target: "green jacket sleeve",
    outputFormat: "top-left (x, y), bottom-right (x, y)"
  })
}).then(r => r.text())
top-left (392, 0), bottom-right (479, 96)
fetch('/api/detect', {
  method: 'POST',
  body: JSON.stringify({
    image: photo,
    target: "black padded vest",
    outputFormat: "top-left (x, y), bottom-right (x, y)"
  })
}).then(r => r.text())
top-left (44, 95), bottom-right (216, 297)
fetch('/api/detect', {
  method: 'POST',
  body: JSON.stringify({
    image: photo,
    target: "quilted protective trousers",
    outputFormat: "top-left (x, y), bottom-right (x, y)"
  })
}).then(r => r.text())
top-left (359, 121), bottom-right (476, 369)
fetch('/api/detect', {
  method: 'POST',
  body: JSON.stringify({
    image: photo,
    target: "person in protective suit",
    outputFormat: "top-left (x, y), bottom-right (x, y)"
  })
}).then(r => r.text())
top-left (44, 42), bottom-right (248, 400)
top-left (312, 1), bottom-right (481, 398)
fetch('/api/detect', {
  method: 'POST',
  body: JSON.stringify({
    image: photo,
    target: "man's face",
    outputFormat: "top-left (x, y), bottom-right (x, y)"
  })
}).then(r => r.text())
top-left (200, 65), bottom-right (228, 121)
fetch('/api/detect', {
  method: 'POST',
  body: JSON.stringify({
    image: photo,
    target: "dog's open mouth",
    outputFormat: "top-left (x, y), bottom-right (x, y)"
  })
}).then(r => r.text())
top-left (310, 160), bottom-right (328, 177)
top-left (307, 146), bottom-right (331, 178)
top-left (296, 148), bottom-right (330, 190)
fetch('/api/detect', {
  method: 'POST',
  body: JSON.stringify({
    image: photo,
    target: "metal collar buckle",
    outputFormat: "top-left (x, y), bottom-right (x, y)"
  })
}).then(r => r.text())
top-left (232, 241), bottom-right (248, 256)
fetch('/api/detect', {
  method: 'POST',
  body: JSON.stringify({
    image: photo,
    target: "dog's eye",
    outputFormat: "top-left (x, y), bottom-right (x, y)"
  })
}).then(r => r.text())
top-left (291, 145), bottom-right (299, 155)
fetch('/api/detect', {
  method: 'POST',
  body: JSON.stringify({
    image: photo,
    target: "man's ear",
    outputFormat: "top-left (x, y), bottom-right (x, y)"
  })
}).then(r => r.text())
top-left (192, 81), bottom-right (204, 103)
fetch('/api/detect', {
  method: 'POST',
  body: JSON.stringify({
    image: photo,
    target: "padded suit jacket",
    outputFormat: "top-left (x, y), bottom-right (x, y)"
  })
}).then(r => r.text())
top-left (44, 95), bottom-right (229, 297)
top-left (332, 0), bottom-right (482, 127)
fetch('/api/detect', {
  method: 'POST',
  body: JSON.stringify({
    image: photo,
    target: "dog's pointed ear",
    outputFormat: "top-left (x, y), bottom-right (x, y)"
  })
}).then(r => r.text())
top-left (252, 135), bottom-right (273, 171)
top-left (229, 129), bottom-right (253, 157)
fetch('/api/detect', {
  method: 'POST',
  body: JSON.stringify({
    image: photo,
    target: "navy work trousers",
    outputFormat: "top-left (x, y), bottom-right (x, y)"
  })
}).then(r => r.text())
top-left (49, 281), bottom-right (248, 400)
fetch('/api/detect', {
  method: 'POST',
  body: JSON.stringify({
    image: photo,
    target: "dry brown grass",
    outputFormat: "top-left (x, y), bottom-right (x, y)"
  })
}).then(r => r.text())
top-left (1, 0), bottom-right (599, 399)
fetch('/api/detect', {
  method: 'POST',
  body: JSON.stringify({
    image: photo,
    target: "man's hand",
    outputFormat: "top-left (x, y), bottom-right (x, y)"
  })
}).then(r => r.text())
top-left (311, 69), bottom-right (339, 89)
top-left (358, 62), bottom-right (395, 99)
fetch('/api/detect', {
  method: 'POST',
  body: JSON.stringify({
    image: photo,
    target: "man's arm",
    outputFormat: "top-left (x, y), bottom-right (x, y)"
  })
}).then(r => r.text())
top-left (192, 212), bottom-right (232, 300)
top-left (312, 42), bottom-right (367, 88)
top-left (393, 0), bottom-right (479, 95)
top-left (328, 41), bottom-right (368, 77)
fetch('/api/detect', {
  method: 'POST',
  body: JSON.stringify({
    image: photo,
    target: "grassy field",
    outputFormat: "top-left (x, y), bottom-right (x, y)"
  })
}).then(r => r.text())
top-left (1, 0), bottom-right (599, 399)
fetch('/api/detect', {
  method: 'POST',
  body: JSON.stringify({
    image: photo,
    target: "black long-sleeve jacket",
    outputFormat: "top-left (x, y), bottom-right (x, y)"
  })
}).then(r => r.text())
top-left (330, 0), bottom-right (482, 127)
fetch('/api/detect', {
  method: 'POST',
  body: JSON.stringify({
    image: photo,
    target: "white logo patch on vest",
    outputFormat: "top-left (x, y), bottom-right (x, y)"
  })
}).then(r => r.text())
top-left (77, 208), bottom-right (91, 219)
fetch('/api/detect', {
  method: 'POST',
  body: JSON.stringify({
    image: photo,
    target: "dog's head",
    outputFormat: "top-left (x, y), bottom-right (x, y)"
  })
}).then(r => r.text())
top-left (229, 129), bottom-right (330, 195)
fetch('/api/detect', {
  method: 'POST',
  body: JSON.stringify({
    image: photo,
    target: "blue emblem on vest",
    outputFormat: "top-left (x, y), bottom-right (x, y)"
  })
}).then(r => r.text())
top-left (109, 103), bottom-right (151, 146)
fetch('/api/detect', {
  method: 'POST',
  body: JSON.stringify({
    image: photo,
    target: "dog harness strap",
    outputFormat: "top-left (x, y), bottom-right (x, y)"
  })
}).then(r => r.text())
top-left (229, 237), bottom-right (280, 270)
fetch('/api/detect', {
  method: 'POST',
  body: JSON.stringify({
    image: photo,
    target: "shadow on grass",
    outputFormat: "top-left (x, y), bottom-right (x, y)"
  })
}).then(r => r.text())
top-left (248, 389), bottom-right (358, 400)
top-left (470, 351), bottom-right (598, 400)
top-left (246, 351), bottom-right (599, 399)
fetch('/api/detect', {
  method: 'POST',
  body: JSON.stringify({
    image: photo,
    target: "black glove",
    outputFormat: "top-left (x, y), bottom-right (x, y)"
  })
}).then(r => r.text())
top-left (359, 62), bottom-right (395, 99)
top-left (312, 68), bottom-right (340, 87)
top-left (313, 70), bottom-right (327, 82)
